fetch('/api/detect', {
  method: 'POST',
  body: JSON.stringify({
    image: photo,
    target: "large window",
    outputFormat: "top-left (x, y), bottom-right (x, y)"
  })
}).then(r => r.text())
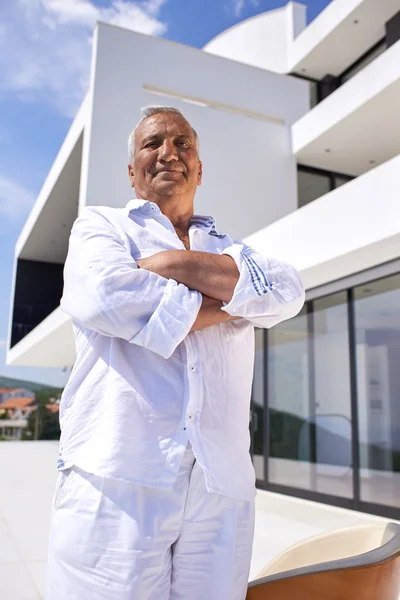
top-left (354, 275), bottom-right (400, 509)
top-left (268, 308), bottom-right (309, 489)
top-left (297, 166), bottom-right (353, 208)
top-left (311, 294), bottom-right (353, 498)
top-left (251, 269), bottom-right (400, 519)
top-left (267, 295), bottom-right (353, 498)
top-left (251, 329), bottom-right (265, 483)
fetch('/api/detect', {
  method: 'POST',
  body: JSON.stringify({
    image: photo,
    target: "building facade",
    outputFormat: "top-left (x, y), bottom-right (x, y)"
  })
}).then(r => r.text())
top-left (6, 1), bottom-right (400, 518)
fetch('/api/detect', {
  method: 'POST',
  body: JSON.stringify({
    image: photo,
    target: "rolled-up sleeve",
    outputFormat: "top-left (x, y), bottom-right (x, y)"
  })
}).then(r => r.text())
top-left (221, 242), bottom-right (305, 328)
top-left (61, 208), bottom-right (202, 359)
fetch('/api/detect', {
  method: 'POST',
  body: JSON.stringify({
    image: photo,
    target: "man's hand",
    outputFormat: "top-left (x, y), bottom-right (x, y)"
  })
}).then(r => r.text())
top-left (137, 250), bottom-right (239, 304)
top-left (136, 250), bottom-right (171, 279)
top-left (190, 295), bottom-right (239, 332)
top-left (137, 253), bottom-right (171, 279)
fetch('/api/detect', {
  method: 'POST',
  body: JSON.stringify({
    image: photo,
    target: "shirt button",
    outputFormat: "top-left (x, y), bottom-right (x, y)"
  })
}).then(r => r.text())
top-left (189, 365), bottom-right (196, 372)
top-left (187, 414), bottom-right (193, 421)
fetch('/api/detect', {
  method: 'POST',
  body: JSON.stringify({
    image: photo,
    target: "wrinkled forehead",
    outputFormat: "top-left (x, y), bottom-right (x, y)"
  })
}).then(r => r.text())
top-left (135, 113), bottom-right (196, 145)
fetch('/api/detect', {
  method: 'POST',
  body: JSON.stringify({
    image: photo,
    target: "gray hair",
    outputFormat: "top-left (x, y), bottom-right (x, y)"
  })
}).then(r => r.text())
top-left (128, 106), bottom-right (199, 162)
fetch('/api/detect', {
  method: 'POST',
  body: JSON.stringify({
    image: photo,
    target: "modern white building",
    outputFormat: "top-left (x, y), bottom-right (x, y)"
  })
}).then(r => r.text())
top-left (6, 0), bottom-right (400, 520)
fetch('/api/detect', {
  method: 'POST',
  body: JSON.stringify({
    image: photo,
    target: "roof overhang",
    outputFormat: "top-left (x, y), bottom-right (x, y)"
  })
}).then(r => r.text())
top-left (292, 39), bottom-right (400, 175)
top-left (6, 308), bottom-right (75, 369)
top-left (16, 96), bottom-right (87, 263)
top-left (290, 0), bottom-right (400, 78)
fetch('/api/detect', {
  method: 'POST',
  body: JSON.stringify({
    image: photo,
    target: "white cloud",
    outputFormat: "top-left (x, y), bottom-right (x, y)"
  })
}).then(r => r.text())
top-left (42, 0), bottom-right (100, 26)
top-left (0, 0), bottom-right (168, 118)
top-left (145, 0), bottom-right (167, 16)
top-left (232, 0), bottom-right (244, 17)
top-left (0, 174), bottom-right (36, 223)
top-left (231, 0), bottom-right (259, 18)
top-left (101, 1), bottom-right (167, 34)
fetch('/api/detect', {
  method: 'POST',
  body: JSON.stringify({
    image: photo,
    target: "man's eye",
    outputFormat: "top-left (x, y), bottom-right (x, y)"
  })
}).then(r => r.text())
top-left (177, 140), bottom-right (189, 147)
top-left (145, 141), bottom-right (158, 148)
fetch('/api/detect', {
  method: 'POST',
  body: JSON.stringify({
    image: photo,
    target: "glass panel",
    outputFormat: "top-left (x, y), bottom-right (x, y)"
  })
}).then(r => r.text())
top-left (341, 42), bottom-right (386, 84)
top-left (251, 329), bottom-right (265, 482)
top-left (311, 293), bottom-right (353, 498)
top-left (268, 307), bottom-right (310, 489)
top-left (297, 169), bottom-right (331, 208)
top-left (333, 175), bottom-right (353, 189)
top-left (354, 274), bottom-right (400, 508)
top-left (268, 294), bottom-right (353, 498)
top-left (309, 81), bottom-right (319, 108)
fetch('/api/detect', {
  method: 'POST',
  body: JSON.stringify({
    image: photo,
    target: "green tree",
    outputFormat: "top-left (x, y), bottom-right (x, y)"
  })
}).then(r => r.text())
top-left (24, 388), bottom-right (63, 441)
top-left (25, 406), bottom-right (61, 440)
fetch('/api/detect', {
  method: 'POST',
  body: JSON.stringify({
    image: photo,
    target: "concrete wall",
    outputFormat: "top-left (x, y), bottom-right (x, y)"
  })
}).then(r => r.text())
top-left (203, 3), bottom-right (307, 74)
top-left (81, 23), bottom-right (309, 241)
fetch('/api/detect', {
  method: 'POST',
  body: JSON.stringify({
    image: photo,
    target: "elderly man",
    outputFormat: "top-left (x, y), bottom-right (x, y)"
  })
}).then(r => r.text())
top-left (47, 106), bottom-right (304, 600)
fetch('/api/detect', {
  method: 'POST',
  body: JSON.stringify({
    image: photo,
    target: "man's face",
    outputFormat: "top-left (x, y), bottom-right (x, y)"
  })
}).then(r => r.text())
top-left (128, 113), bottom-right (202, 203)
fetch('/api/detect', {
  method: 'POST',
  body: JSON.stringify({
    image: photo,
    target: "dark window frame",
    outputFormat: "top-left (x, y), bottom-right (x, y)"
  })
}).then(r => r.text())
top-left (290, 37), bottom-right (387, 106)
top-left (289, 73), bottom-right (319, 85)
top-left (251, 328), bottom-right (267, 488)
top-left (297, 164), bottom-right (354, 208)
top-left (338, 38), bottom-right (387, 85)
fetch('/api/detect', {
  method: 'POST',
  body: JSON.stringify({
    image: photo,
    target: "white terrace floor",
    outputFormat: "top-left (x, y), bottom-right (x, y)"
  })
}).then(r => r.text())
top-left (0, 441), bottom-right (393, 600)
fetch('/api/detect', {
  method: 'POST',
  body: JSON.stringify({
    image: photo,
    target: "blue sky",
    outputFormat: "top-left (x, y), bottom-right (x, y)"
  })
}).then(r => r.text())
top-left (0, 0), bottom-right (331, 387)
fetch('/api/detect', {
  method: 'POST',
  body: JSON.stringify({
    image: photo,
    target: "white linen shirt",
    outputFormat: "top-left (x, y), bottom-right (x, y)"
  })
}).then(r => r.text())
top-left (58, 199), bottom-right (305, 502)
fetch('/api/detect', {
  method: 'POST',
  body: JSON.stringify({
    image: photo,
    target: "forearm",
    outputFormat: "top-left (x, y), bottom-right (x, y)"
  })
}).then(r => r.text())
top-left (190, 295), bottom-right (238, 332)
top-left (137, 250), bottom-right (239, 303)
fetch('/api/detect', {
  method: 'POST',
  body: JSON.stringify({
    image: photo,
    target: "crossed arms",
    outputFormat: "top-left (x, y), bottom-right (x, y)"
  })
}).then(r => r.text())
top-left (136, 250), bottom-right (240, 332)
top-left (61, 207), bottom-right (305, 359)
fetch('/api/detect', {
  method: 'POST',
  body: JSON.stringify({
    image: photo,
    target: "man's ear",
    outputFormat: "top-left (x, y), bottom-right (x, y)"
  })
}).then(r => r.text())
top-left (128, 164), bottom-right (135, 188)
top-left (197, 161), bottom-right (203, 186)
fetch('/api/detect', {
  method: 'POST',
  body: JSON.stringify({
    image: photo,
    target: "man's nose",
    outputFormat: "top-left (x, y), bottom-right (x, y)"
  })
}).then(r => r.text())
top-left (158, 139), bottom-right (178, 162)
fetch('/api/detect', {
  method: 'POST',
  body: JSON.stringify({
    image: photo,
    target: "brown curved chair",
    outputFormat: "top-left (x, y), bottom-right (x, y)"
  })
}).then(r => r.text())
top-left (246, 522), bottom-right (400, 600)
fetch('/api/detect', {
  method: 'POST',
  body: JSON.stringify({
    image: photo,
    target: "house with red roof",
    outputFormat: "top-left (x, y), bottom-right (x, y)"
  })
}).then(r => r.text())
top-left (0, 394), bottom-right (37, 440)
top-left (0, 387), bottom-right (35, 405)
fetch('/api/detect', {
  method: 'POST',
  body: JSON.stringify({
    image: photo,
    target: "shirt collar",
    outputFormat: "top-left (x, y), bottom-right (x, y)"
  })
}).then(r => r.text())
top-left (126, 199), bottom-right (160, 215)
top-left (125, 199), bottom-right (217, 234)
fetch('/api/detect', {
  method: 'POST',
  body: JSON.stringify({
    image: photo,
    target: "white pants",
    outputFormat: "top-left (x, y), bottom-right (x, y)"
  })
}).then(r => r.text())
top-left (47, 445), bottom-right (255, 599)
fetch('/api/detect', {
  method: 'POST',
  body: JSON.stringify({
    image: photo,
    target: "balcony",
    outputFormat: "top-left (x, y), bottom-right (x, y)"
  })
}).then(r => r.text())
top-left (6, 308), bottom-right (75, 369)
top-left (289, 0), bottom-right (400, 79)
top-left (292, 39), bottom-right (400, 176)
top-left (245, 153), bottom-right (400, 290)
